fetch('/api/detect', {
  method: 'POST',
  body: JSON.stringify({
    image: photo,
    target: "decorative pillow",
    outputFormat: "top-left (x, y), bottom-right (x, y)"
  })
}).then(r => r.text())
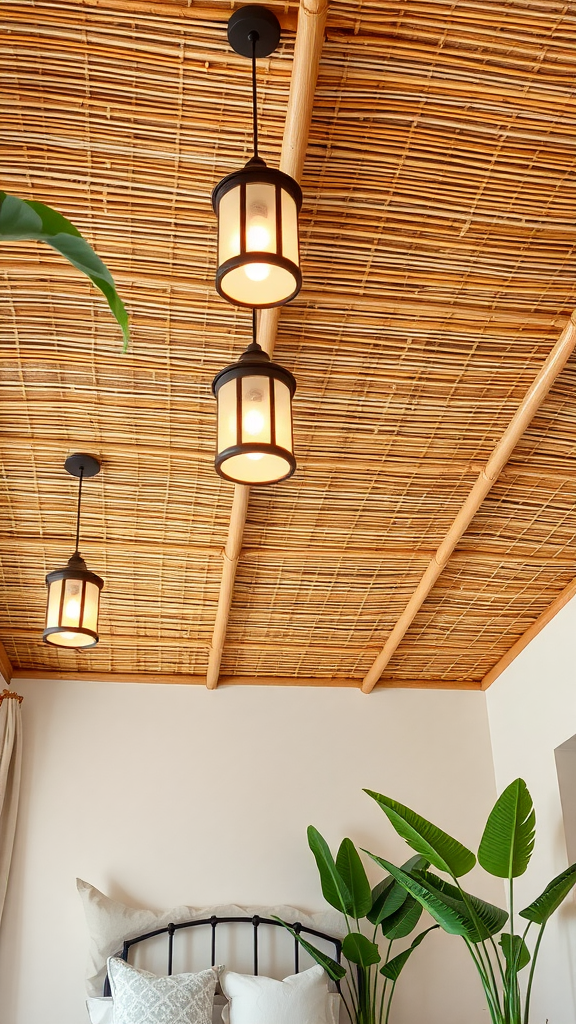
top-left (220, 964), bottom-right (340, 1024)
top-left (107, 958), bottom-right (219, 1024)
top-left (86, 996), bottom-right (113, 1024)
top-left (77, 878), bottom-right (344, 998)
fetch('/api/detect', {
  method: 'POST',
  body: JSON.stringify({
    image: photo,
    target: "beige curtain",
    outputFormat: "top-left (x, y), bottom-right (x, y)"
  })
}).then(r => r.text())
top-left (0, 690), bottom-right (23, 927)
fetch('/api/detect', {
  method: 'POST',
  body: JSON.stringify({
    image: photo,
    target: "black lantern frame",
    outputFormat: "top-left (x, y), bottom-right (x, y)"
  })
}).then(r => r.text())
top-left (43, 453), bottom-right (104, 650)
top-left (212, 6), bottom-right (303, 309)
top-left (212, 312), bottom-right (296, 485)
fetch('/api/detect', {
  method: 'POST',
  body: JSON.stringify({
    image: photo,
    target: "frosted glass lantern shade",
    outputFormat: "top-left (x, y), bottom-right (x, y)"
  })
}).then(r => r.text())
top-left (43, 552), bottom-right (103, 649)
top-left (212, 157), bottom-right (302, 308)
top-left (213, 342), bottom-right (296, 485)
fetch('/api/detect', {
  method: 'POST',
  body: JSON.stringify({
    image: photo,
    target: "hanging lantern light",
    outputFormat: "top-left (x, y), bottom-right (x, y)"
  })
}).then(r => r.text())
top-left (212, 5), bottom-right (302, 308)
top-left (43, 453), bottom-right (104, 650)
top-left (213, 311), bottom-right (296, 485)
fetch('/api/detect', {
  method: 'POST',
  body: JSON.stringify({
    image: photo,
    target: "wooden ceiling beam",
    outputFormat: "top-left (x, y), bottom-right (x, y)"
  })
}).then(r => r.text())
top-left (10, 668), bottom-right (481, 690)
top-left (206, 0), bottom-right (329, 689)
top-left (480, 577), bottom-right (576, 690)
top-left (361, 312), bottom-right (576, 693)
top-left (0, 642), bottom-right (13, 684)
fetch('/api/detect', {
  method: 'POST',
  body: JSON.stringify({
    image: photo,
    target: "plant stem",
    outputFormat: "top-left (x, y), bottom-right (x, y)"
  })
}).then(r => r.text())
top-left (523, 924), bottom-right (546, 1024)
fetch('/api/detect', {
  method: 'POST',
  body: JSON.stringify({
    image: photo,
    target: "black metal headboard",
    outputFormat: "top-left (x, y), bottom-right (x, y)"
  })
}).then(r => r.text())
top-left (104, 914), bottom-right (342, 996)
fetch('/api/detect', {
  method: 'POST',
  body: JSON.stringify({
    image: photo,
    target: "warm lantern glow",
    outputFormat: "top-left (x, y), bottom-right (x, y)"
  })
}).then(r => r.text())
top-left (43, 553), bottom-right (104, 649)
top-left (212, 158), bottom-right (302, 308)
top-left (213, 339), bottom-right (296, 485)
top-left (42, 453), bottom-right (104, 649)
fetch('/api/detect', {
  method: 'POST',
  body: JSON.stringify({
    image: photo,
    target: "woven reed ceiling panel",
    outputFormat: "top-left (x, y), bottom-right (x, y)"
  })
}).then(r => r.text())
top-left (0, 0), bottom-right (574, 686)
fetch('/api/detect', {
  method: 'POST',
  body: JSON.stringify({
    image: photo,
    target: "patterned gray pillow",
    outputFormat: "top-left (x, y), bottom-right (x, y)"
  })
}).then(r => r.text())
top-left (107, 958), bottom-right (219, 1024)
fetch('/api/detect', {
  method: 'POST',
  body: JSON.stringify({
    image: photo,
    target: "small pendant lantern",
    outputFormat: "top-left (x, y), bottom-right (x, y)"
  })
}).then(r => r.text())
top-left (213, 311), bottom-right (296, 485)
top-left (212, 5), bottom-right (302, 308)
top-left (43, 453), bottom-right (104, 650)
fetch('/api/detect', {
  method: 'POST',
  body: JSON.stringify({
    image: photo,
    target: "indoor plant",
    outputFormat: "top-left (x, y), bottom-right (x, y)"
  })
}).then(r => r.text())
top-left (277, 826), bottom-right (438, 1024)
top-left (363, 779), bottom-right (576, 1024)
top-left (0, 190), bottom-right (129, 346)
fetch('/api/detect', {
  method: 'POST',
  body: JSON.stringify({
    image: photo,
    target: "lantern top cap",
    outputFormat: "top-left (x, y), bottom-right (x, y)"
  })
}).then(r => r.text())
top-left (227, 5), bottom-right (281, 59)
top-left (212, 338), bottom-right (296, 396)
top-left (64, 452), bottom-right (101, 479)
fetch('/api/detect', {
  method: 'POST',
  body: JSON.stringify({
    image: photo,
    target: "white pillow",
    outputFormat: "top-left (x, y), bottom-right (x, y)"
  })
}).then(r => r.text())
top-left (86, 996), bottom-right (113, 1024)
top-left (220, 964), bottom-right (340, 1024)
top-left (107, 958), bottom-right (219, 1024)
top-left (77, 878), bottom-right (344, 997)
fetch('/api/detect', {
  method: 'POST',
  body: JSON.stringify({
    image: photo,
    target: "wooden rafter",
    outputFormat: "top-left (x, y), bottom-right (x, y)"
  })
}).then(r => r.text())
top-left (206, 0), bottom-right (329, 690)
top-left (481, 577), bottom-right (576, 690)
top-left (361, 312), bottom-right (576, 694)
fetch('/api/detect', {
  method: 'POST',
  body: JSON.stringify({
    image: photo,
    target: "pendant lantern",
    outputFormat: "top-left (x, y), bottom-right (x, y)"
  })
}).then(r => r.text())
top-left (213, 311), bottom-right (296, 485)
top-left (212, 6), bottom-right (302, 308)
top-left (43, 453), bottom-right (104, 649)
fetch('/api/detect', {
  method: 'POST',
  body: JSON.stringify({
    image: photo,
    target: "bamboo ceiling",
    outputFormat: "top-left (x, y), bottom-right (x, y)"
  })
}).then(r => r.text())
top-left (0, 0), bottom-right (574, 690)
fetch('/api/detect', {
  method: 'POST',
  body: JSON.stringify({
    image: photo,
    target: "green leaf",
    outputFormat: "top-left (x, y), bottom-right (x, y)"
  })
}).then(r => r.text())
top-left (381, 893), bottom-right (423, 939)
top-left (336, 838), bottom-right (373, 918)
top-left (367, 876), bottom-right (397, 926)
top-left (0, 192), bottom-right (129, 346)
top-left (307, 826), bottom-right (352, 916)
top-left (364, 855), bottom-right (474, 937)
top-left (364, 790), bottom-right (476, 878)
top-left (478, 779), bottom-right (535, 879)
top-left (342, 932), bottom-right (381, 967)
top-left (417, 870), bottom-right (508, 942)
top-left (379, 925), bottom-right (438, 981)
top-left (271, 917), bottom-right (346, 981)
top-left (519, 863), bottom-right (576, 925)
top-left (499, 933), bottom-right (530, 973)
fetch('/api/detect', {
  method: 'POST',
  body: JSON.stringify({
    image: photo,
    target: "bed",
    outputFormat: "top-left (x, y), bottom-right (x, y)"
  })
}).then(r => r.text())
top-left (79, 880), bottom-right (345, 1024)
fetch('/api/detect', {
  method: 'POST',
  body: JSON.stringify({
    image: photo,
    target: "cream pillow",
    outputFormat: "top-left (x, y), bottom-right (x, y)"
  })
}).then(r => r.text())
top-left (77, 879), bottom-right (344, 997)
top-left (220, 964), bottom-right (340, 1024)
top-left (107, 958), bottom-right (219, 1024)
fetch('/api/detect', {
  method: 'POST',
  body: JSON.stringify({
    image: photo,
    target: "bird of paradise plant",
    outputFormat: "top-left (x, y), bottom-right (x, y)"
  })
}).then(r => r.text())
top-left (362, 779), bottom-right (576, 1024)
top-left (276, 827), bottom-right (438, 1024)
top-left (0, 191), bottom-right (129, 347)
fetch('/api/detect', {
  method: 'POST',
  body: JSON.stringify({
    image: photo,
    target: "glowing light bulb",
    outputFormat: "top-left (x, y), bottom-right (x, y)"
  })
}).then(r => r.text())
top-left (245, 263), bottom-right (270, 282)
top-left (243, 408), bottom-right (265, 436)
top-left (60, 632), bottom-right (77, 640)
top-left (247, 222), bottom-right (270, 249)
top-left (245, 212), bottom-right (271, 281)
top-left (247, 452), bottom-right (265, 461)
top-left (65, 597), bottom-right (80, 621)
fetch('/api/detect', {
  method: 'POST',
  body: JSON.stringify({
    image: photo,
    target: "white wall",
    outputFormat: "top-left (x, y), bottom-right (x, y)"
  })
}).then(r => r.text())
top-left (0, 680), bottom-right (499, 1024)
top-left (486, 593), bottom-right (576, 1024)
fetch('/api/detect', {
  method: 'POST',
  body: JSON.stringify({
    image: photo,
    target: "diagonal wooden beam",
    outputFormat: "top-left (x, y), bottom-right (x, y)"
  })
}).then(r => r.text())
top-left (0, 642), bottom-right (13, 685)
top-left (362, 311), bottom-right (576, 693)
top-left (480, 577), bottom-right (576, 690)
top-left (206, 0), bottom-right (329, 689)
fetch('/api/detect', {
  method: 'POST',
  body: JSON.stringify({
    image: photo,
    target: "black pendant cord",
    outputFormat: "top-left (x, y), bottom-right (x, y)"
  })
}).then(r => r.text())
top-left (252, 307), bottom-right (258, 345)
top-left (74, 467), bottom-right (84, 554)
top-left (249, 31), bottom-right (259, 159)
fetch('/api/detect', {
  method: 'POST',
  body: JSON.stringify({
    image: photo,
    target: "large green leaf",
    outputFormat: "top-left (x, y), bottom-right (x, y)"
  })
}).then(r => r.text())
top-left (271, 917), bottom-right (346, 981)
top-left (478, 779), bottom-right (535, 879)
top-left (379, 926), bottom-right (438, 981)
top-left (381, 893), bottom-right (423, 939)
top-left (499, 933), bottom-right (530, 973)
top-left (519, 863), bottom-right (576, 925)
top-left (342, 932), bottom-right (381, 967)
top-left (367, 876), bottom-right (397, 926)
top-left (336, 838), bottom-right (373, 919)
top-left (364, 790), bottom-right (475, 878)
top-left (0, 191), bottom-right (129, 346)
top-left (308, 826), bottom-right (352, 916)
top-left (417, 870), bottom-right (508, 942)
top-left (364, 855), bottom-right (475, 936)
